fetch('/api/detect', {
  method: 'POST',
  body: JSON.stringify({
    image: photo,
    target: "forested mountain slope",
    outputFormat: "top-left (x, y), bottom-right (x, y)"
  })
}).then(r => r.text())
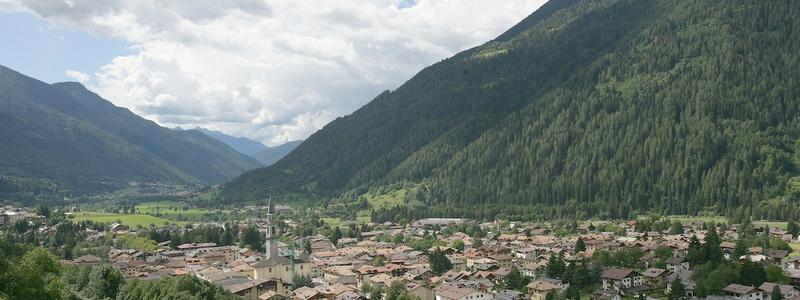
top-left (0, 66), bottom-right (261, 198)
top-left (224, 0), bottom-right (800, 219)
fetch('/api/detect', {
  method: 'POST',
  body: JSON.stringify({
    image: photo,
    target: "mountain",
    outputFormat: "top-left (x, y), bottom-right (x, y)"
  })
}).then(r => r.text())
top-left (223, 0), bottom-right (800, 219)
top-left (251, 140), bottom-right (303, 166)
top-left (193, 128), bottom-right (268, 156)
top-left (0, 65), bottom-right (261, 198)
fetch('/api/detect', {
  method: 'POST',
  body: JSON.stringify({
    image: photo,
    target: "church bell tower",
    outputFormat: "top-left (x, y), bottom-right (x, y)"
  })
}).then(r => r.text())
top-left (265, 195), bottom-right (279, 260)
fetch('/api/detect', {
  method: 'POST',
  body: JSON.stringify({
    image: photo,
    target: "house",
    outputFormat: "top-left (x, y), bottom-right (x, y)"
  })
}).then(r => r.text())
top-left (591, 290), bottom-right (621, 300)
top-left (109, 223), bottom-right (129, 233)
top-left (72, 255), bottom-right (102, 266)
top-left (407, 282), bottom-right (435, 300)
top-left (665, 256), bottom-right (689, 272)
top-left (764, 249), bottom-right (789, 264)
top-left (293, 286), bottom-right (326, 300)
top-left (759, 282), bottom-right (799, 299)
top-left (601, 268), bottom-right (642, 292)
top-left (495, 290), bottom-right (527, 300)
top-left (489, 254), bottom-right (514, 269)
top-left (412, 218), bottom-right (475, 229)
top-left (526, 278), bottom-right (564, 300)
top-left (640, 268), bottom-right (668, 288)
top-left (434, 284), bottom-right (491, 300)
top-left (724, 284), bottom-right (763, 300)
top-left (720, 242), bottom-right (736, 259)
top-left (666, 269), bottom-right (696, 298)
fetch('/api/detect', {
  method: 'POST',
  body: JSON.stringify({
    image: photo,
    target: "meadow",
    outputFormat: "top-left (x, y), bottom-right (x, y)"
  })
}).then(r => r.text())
top-left (70, 212), bottom-right (176, 227)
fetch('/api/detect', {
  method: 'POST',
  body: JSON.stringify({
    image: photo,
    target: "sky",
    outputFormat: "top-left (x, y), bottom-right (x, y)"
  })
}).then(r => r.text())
top-left (0, 0), bottom-right (547, 146)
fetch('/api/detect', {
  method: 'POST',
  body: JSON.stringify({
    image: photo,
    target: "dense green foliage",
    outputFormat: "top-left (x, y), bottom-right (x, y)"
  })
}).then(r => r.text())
top-left (0, 66), bottom-right (260, 200)
top-left (117, 276), bottom-right (236, 300)
top-left (224, 0), bottom-right (800, 220)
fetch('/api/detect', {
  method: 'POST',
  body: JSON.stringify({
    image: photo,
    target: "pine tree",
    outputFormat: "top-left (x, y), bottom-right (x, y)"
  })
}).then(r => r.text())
top-left (575, 237), bottom-right (586, 253)
top-left (505, 267), bottom-right (528, 291)
top-left (772, 285), bottom-right (784, 300)
top-left (429, 247), bottom-right (452, 275)
top-left (669, 279), bottom-right (685, 300)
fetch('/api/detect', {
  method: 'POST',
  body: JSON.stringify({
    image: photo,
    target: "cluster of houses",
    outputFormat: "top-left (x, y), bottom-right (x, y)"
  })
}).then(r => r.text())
top-left (52, 214), bottom-right (800, 300)
top-left (0, 205), bottom-right (38, 224)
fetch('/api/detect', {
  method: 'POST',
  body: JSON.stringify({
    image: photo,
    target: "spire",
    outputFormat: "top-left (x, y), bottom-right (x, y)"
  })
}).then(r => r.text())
top-left (267, 193), bottom-right (274, 215)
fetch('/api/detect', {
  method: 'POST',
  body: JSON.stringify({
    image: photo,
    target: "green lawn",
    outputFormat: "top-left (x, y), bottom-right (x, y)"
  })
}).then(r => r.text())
top-left (71, 212), bottom-right (178, 227)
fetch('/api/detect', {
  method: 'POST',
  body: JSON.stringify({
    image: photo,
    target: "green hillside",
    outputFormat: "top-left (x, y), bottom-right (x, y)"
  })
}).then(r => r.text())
top-left (223, 0), bottom-right (800, 220)
top-left (0, 66), bottom-right (261, 201)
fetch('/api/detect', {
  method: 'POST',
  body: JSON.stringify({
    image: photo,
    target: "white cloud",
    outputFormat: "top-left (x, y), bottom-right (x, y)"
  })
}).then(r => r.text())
top-left (8, 0), bottom-right (546, 146)
top-left (65, 69), bottom-right (90, 82)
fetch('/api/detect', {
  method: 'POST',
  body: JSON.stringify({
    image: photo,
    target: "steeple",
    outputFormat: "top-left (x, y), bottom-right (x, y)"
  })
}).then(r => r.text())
top-left (265, 194), bottom-right (279, 260)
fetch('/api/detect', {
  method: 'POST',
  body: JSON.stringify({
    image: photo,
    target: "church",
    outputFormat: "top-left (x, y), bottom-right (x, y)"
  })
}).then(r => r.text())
top-left (252, 199), bottom-right (314, 288)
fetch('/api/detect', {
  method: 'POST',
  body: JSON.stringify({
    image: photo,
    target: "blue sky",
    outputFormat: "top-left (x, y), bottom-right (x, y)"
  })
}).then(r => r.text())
top-left (0, 12), bottom-right (131, 83)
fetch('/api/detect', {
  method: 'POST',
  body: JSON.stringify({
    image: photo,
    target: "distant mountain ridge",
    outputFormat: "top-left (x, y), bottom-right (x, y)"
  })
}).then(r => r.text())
top-left (181, 127), bottom-right (303, 166)
top-left (251, 140), bottom-right (303, 166)
top-left (191, 128), bottom-right (268, 156)
top-left (223, 0), bottom-right (800, 220)
top-left (0, 65), bottom-right (261, 198)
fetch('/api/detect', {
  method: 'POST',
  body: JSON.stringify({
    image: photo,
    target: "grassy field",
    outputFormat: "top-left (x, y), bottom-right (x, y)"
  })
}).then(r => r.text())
top-left (321, 217), bottom-right (345, 227)
top-left (71, 212), bottom-right (177, 227)
top-left (135, 201), bottom-right (213, 218)
top-left (653, 215), bottom-right (728, 224)
top-left (641, 215), bottom-right (789, 229)
top-left (790, 243), bottom-right (800, 257)
top-left (361, 188), bottom-right (407, 209)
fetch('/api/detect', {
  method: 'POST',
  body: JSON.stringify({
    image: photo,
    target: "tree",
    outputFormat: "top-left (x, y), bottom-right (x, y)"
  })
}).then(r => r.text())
top-left (452, 240), bottom-right (465, 252)
top-left (687, 236), bottom-right (704, 266)
top-left (329, 227), bottom-right (343, 245)
top-left (574, 237), bottom-right (586, 253)
top-left (369, 285), bottom-right (384, 300)
top-left (738, 260), bottom-right (767, 286)
top-left (669, 279), bottom-right (685, 300)
top-left (788, 222), bottom-right (800, 238)
top-left (703, 227), bottom-right (723, 264)
top-left (666, 221), bottom-right (681, 234)
top-left (82, 264), bottom-right (124, 299)
top-left (772, 285), bottom-right (784, 300)
top-left (733, 240), bottom-right (748, 259)
top-left (13, 220), bottom-right (28, 234)
top-left (765, 265), bottom-right (790, 284)
top-left (293, 275), bottom-right (314, 289)
top-left (36, 205), bottom-right (51, 218)
top-left (304, 239), bottom-right (312, 254)
top-left (472, 238), bottom-right (483, 248)
top-left (545, 254), bottom-right (566, 279)
top-left (117, 276), bottom-right (236, 300)
top-left (393, 234), bottom-right (405, 245)
top-left (428, 247), bottom-right (452, 275)
top-left (385, 280), bottom-right (418, 300)
top-left (239, 225), bottom-right (264, 252)
top-left (504, 267), bottom-right (528, 291)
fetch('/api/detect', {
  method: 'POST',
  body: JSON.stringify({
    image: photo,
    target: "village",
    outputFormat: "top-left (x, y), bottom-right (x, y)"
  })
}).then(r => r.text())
top-left (2, 203), bottom-right (800, 300)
